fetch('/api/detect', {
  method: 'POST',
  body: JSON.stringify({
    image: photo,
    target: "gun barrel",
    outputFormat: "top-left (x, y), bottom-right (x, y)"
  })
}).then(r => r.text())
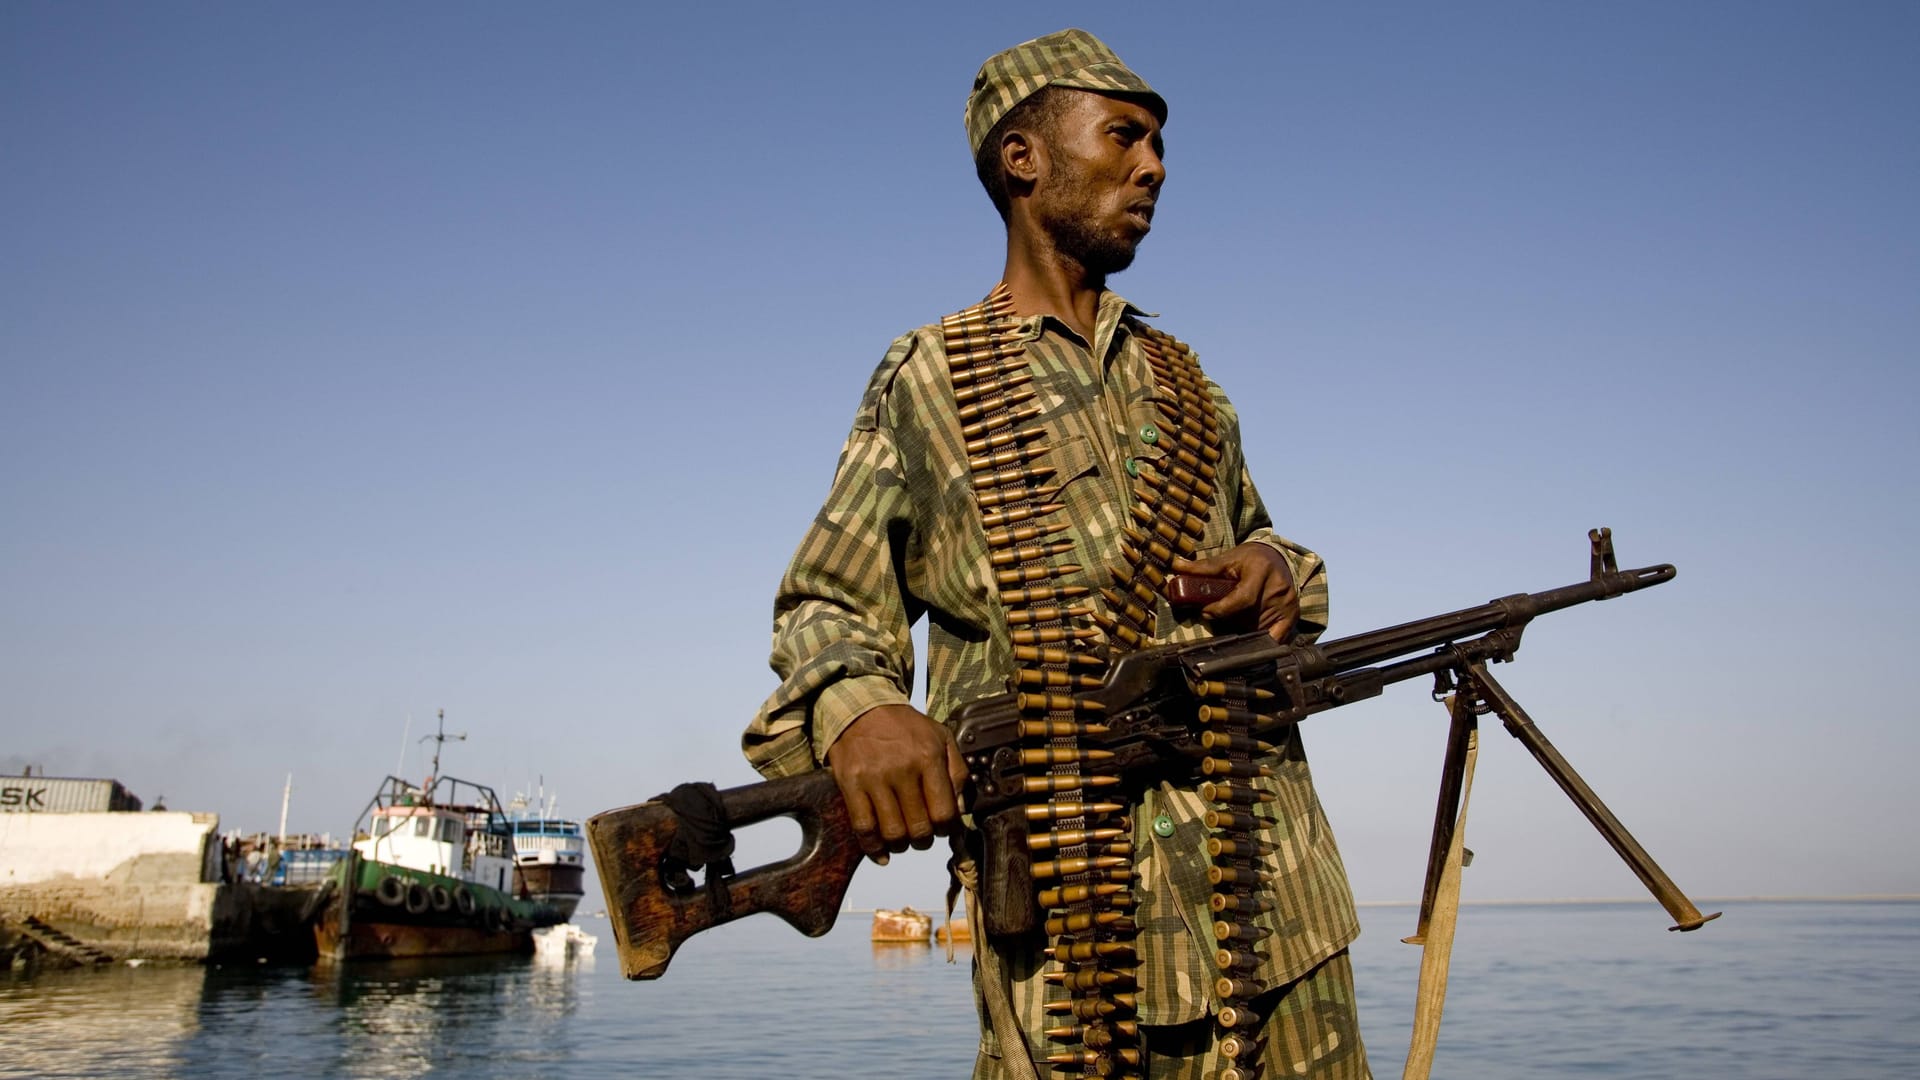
top-left (1315, 562), bottom-right (1675, 677)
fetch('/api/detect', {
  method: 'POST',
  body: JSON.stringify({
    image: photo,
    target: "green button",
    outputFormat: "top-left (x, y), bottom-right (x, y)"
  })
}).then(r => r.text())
top-left (1152, 814), bottom-right (1175, 838)
top-left (1124, 457), bottom-right (1140, 478)
top-left (1139, 423), bottom-right (1160, 445)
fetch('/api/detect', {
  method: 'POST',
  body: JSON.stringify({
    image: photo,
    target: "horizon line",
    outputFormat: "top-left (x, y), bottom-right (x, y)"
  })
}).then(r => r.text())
top-left (824, 894), bottom-right (1920, 916)
top-left (1352, 893), bottom-right (1920, 906)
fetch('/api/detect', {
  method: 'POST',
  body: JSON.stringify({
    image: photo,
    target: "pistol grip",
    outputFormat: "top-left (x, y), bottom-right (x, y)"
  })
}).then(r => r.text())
top-left (979, 806), bottom-right (1038, 937)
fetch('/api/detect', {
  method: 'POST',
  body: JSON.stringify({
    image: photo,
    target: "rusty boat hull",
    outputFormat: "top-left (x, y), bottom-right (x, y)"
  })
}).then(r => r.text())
top-left (315, 850), bottom-right (564, 962)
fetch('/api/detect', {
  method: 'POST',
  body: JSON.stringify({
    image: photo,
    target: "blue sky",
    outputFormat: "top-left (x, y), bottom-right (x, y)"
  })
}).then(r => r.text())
top-left (4, 1), bottom-right (1916, 913)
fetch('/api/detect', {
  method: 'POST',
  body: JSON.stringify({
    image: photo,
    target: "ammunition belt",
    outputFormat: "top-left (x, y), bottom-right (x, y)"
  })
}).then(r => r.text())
top-left (1194, 674), bottom-right (1279, 1079)
top-left (944, 288), bottom-right (1262, 1079)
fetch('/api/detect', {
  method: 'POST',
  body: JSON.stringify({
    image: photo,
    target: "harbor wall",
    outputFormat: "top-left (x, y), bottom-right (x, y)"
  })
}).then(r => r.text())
top-left (0, 810), bottom-right (220, 886)
top-left (0, 810), bottom-right (268, 962)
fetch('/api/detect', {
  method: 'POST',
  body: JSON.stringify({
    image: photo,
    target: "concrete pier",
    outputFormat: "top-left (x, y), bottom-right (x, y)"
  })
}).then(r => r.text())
top-left (1, 810), bottom-right (321, 965)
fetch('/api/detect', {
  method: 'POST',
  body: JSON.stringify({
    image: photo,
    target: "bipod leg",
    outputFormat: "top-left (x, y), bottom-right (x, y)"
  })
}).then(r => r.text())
top-left (1401, 686), bottom-right (1480, 1080)
top-left (1460, 660), bottom-right (1721, 932)
top-left (1404, 676), bottom-right (1478, 946)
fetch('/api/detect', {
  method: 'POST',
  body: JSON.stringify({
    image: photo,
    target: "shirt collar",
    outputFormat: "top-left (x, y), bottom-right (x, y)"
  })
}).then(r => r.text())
top-left (1019, 290), bottom-right (1159, 360)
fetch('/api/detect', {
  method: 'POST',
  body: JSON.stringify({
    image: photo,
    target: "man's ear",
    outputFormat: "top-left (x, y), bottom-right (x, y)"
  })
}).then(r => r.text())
top-left (1002, 129), bottom-right (1044, 196)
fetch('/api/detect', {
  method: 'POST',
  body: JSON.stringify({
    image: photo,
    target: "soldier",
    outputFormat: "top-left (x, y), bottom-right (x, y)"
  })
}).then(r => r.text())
top-left (746, 28), bottom-right (1368, 1080)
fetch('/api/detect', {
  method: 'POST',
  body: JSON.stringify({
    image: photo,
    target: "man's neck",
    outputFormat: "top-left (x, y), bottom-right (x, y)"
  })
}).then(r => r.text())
top-left (1001, 229), bottom-right (1106, 342)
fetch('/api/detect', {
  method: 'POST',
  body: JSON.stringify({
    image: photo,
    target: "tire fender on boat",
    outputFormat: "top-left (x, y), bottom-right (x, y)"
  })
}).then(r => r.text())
top-left (375, 875), bottom-right (407, 908)
top-left (453, 885), bottom-right (477, 917)
top-left (429, 884), bottom-right (453, 913)
top-left (404, 881), bottom-right (431, 916)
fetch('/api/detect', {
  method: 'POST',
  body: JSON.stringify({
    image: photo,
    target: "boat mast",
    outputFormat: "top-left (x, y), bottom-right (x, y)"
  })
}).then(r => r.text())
top-left (420, 708), bottom-right (466, 801)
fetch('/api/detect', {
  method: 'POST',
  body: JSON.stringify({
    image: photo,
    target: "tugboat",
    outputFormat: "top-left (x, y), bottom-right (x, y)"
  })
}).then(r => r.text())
top-left (313, 713), bottom-right (568, 961)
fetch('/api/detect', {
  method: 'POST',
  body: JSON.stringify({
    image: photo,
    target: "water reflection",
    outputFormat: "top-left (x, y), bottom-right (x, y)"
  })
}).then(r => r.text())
top-left (868, 940), bottom-right (933, 969)
top-left (307, 956), bottom-right (586, 1078)
top-left (0, 951), bottom-right (597, 1080)
top-left (0, 963), bottom-right (208, 1077)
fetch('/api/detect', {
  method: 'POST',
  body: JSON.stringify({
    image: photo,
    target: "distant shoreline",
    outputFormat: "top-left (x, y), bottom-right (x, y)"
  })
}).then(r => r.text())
top-left (1352, 894), bottom-right (1920, 907)
top-left (844, 895), bottom-right (1920, 916)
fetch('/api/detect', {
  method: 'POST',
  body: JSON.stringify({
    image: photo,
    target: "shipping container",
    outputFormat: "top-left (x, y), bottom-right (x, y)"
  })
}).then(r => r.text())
top-left (0, 776), bottom-right (143, 813)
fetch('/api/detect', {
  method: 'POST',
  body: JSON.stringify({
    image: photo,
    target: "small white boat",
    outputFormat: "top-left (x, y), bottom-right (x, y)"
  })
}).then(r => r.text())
top-left (532, 922), bottom-right (598, 962)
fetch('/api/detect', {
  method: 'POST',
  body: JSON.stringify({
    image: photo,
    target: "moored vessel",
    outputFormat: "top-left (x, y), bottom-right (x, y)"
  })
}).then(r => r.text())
top-left (313, 716), bottom-right (570, 961)
top-left (506, 791), bottom-right (587, 921)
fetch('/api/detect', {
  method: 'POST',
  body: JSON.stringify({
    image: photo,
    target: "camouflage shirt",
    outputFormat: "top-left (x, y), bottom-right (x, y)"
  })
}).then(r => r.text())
top-left (744, 289), bottom-right (1357, 1032)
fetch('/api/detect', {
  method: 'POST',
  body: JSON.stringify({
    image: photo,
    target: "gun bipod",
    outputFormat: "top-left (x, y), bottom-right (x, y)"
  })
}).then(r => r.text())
top-left (1409, 659), bottom-right (1721, 938)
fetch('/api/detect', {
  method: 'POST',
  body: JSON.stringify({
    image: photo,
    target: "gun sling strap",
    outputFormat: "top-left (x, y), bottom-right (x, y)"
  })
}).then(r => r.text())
top-left (1397, 694), bottom-right (1480, 1080)
top-left (942, 285), bottom-right (1279, 1080)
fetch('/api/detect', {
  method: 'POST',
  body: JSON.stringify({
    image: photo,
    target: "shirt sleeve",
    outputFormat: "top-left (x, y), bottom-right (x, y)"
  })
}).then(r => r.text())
top-left (1234, 464), bottom-right (1331, 643)
top-left (1200, 371), bottom-right (1330, 643)
top-left (742, 341), bottom-right (922, 779)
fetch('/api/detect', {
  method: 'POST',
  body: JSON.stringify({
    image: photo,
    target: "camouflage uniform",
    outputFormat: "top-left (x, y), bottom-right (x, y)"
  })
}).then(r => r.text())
top-left (744, 26), bottom-right (1369, 1080)
top-left (745, 293), bottom-right (1368, 1078)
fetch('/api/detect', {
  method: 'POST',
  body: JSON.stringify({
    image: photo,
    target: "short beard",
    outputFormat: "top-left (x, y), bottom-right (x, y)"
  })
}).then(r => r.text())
top-left (1036, 156), bottom-right (1140, 277)
top-left (1052, 215), bottom-right (1138, 277)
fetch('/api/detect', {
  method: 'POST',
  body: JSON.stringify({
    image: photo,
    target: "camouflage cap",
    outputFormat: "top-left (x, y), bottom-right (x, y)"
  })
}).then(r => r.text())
top-left (965, 28), bottom-right (1166, 154)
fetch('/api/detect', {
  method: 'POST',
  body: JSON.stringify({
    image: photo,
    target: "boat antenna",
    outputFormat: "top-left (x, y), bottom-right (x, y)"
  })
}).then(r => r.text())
top-left (419, 708), bottom-right (466, 793)
top-left (395, 712), bottom-right (412, 777)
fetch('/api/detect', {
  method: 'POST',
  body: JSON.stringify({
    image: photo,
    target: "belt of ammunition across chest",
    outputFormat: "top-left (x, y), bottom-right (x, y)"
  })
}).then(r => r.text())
top-left (942, 286), bottom-right (1283, 1080)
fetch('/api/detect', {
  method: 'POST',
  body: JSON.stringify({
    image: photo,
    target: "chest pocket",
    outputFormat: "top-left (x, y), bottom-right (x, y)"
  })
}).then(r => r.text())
top-left (1125, 393), bottom-right (1236, 560)
top-left (1048, 433), bottom-right (1102, 495)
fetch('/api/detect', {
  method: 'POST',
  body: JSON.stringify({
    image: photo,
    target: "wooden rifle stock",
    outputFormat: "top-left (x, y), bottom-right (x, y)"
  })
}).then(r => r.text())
top-left (590, 529), bottom-right (1714, 981)
top-left (587, 770), bottom-right (862, 979)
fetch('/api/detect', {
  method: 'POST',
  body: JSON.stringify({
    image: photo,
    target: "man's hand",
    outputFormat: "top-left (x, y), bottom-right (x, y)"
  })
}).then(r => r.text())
top-left (1171, 542), bottom-right (1299, 641)
top-left (824, 703), bottom-right (969, 863)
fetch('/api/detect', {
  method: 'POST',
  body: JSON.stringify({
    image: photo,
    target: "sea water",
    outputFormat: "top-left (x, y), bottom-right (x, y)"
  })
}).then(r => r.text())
top-left (1, 900), bottom-right (1915, 1079)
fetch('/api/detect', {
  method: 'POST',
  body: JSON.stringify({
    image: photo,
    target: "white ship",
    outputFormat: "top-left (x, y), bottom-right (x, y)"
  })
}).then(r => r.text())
top-left (506, 789), bottom-right (587, 921)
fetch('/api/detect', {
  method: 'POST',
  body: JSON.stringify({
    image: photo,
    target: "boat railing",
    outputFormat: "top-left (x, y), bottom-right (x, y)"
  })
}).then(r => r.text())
top-left (350, 774), bottom-right (509, 838)
top-left (469, 831), bottom-right (512, 859)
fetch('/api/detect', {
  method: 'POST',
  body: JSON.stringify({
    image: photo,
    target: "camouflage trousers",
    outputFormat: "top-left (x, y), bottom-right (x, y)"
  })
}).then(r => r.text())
top-left (971, 949), bottom-right (1370, 1080)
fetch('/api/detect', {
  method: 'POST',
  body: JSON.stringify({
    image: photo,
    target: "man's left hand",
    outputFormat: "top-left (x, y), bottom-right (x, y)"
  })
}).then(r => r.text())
top-left (1171, 543), bottom-right (1298, 641)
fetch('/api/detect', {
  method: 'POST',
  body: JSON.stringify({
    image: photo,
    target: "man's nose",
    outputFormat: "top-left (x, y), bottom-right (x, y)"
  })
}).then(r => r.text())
top-left (1137, 148), bottom-right (1166, 189)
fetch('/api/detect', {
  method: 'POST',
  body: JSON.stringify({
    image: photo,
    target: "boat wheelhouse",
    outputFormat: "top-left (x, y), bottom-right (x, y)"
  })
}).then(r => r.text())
top-left (356, 775), bottom-right (517, 892)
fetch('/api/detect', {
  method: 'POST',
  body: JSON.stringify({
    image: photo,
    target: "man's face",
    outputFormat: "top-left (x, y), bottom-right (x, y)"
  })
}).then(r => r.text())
top-left (1031, 91), bottom-right (1166, 276)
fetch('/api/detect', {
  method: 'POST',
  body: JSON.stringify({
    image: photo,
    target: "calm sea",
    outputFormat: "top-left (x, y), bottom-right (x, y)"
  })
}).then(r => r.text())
top-left (2, 900), bottom-right (1915, 1079)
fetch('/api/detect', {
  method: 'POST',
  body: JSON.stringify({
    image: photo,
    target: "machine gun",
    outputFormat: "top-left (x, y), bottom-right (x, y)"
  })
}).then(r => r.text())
top-left (588, 529), bottom-right (1717, 980)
